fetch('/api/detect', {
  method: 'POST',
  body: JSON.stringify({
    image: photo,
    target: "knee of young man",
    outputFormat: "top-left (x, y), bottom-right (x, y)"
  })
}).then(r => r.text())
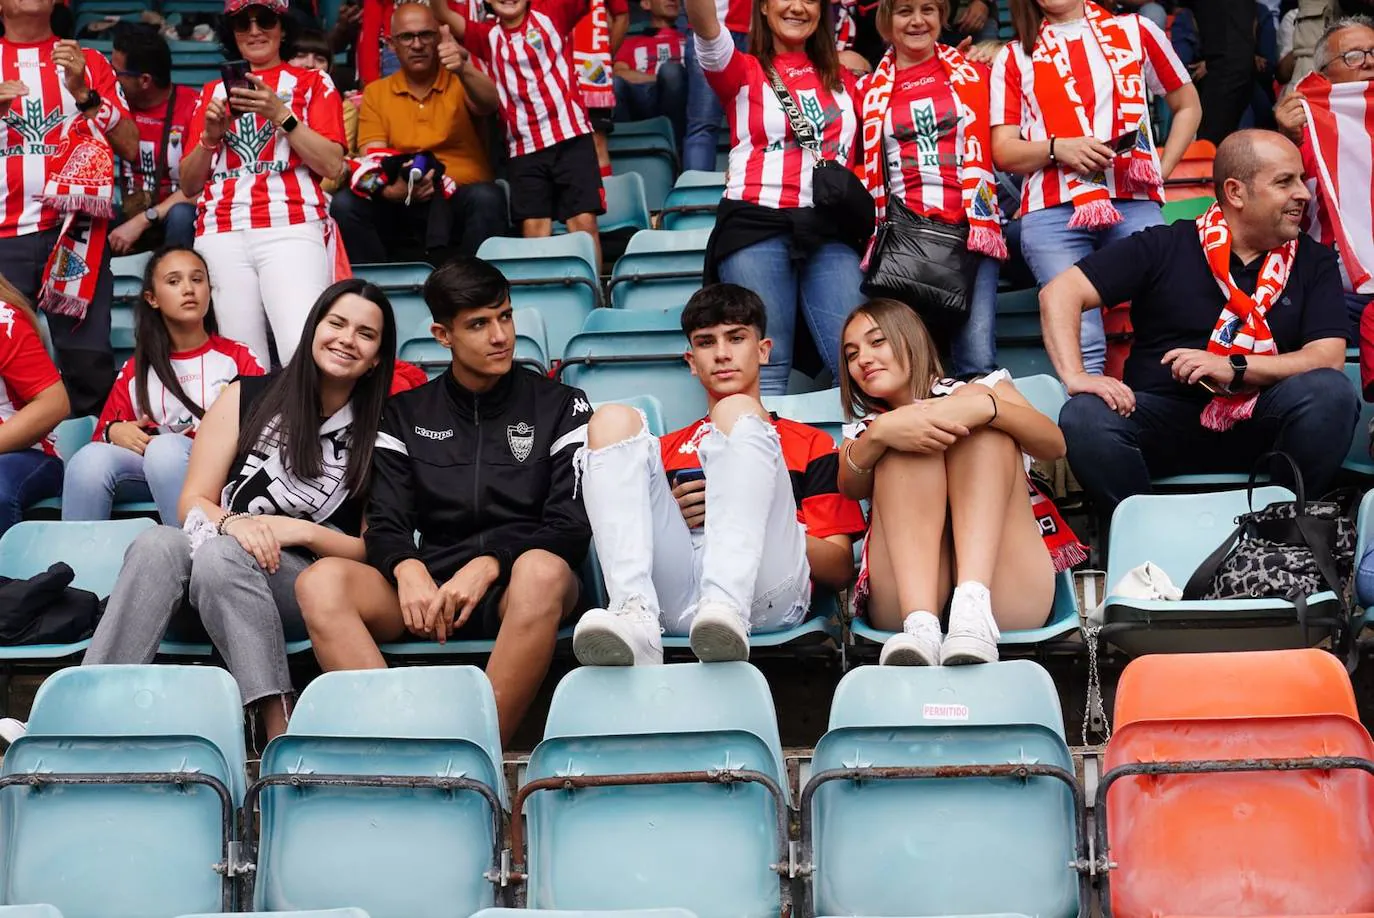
top-left (294, 557), bottom-right (362, 626)
top-left (505, 550), bottom-right (578, 617)
top-left (587, 402), bottom-right (646, 449)
top-left (709, 392), bottom-right (768, 435)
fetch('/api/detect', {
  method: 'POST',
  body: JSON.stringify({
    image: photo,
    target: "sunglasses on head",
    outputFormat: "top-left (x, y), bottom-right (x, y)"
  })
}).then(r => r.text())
top-left (229, 8), bottom-right (281, 32)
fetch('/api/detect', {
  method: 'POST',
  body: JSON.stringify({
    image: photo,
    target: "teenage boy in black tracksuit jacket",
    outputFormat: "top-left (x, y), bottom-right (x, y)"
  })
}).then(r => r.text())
top-left (297, 257), bottom-right (591, 746)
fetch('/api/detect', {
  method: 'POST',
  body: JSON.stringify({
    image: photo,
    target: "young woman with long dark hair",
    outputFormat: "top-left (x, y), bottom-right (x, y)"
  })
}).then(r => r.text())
top-left (62, 247), bottom-right (265, 524)
top-left (84, 278), bottom-right (397, 742)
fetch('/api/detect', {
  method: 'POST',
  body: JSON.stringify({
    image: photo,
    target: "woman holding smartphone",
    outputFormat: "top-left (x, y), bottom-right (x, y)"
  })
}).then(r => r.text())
top-left (990, 0), bottom-right (1200, 379)
top-left (179, 0), bottom-right (347, 369)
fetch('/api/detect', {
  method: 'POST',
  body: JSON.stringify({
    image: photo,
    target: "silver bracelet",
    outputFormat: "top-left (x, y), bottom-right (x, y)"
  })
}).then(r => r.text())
top-left (844, 441), bottom-right (873, 476)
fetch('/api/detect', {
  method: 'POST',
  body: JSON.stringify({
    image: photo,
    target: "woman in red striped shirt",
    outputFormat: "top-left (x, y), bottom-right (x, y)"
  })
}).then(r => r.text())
top-left (990, 0), bottom-right (1199, 383)
top-left (180, 0), bottom-right (348, 369)
top-left (687, 0), bottom-right (867, 395)
top-left (858, 0), bottom-right (1006, 376)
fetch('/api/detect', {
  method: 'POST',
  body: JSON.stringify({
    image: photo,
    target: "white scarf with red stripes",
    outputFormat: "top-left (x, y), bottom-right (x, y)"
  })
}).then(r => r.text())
top-left (573, 0), bottom-right (615, 110)
top-left (1197, 202), bottom-right (1296, 431)
top-left (1296, 72), bottom-right (1374, 294)
top-left (859, 45), bottom-right (1006, 260)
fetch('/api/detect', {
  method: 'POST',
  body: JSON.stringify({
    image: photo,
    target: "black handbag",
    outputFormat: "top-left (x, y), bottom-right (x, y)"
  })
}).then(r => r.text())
top-left (0, 562), bottom-right (103, 646)
top-left (860, 172), bottom-right (980, 324)
top-left (763, 65), bottom-right (875, 247)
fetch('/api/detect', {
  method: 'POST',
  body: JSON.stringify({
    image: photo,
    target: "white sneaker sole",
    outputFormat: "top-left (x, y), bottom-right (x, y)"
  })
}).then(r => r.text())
top-left (690, 620), bottom-right (749, 662)
top-left (940, 634), bottom-right (998, 665)
top-left (879, 641), bottom-right (939, 666)
top-left (573, 624), bottom-right (636, 666)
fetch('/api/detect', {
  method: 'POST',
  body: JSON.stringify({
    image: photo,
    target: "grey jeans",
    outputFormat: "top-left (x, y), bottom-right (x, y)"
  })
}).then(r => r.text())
top-left (84, 526), bottom-right (309, 705)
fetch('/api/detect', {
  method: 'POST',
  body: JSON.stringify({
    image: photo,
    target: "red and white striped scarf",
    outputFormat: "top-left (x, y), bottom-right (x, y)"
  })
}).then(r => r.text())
top-left (1196, 202), bottom-right (1296, 431)
top-left (1030, 1), bottom-right (1158, 229)
top-left (859, 45), bottom-right (1007, 260)
top-left (39, 116), bottom-right (116, 320)
top-left (573, 0), bottom-right (615, 110)
top-left (1296, 72), bottom-right (1374, 294)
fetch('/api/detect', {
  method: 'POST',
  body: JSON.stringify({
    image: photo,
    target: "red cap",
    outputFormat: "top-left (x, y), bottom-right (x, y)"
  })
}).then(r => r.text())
top-left (224, 0), bottom-right (289, 15)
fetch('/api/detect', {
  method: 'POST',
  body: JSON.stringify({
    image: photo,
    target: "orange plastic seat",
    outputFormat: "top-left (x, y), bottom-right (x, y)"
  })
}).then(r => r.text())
top-left (1164, 139), bottom-right (1217, 200)
top-left (1114, 650), bottom-right (1359, 728)
top-left (1101, 652), bottom-right (1374, 918)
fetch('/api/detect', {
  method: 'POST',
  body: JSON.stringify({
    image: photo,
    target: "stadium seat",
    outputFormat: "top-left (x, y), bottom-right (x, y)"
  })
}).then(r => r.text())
top-left (179, 912), bottom-right (368, 918)
top-left (352, 262), bottom-right (432, 292)
top-left (1099, 650), bottom-right (1374, 918)
top-left (761, 387), bottom-right (844, 445)
top-left (802, 662), bottom-right (1084, 918)
top-left (1101, 488), bottom-right (1346, 656)
top-left (1344, 362), bottom-right (1374, 476)
top-left (581, 305), bottom-right (685, 333)
top-left (385, 292), bottom-right (430, 341)
top-left (623, 227), bottom-right (712, 257)
top-left (995, 286), bottom-right (1043, 342)
top-left (1160, 195), bottom-right (1215, 224)
top-left (50, 415), bottom-right (94, 463)
top-left (478, 232), bottom-right (602, 357)
top-left (609, 131), bottom-right (677, 212)
top-left (473, 911), bottom-right (695, 918)
top-left (609, 229), bottom-right (708, 309)
top-left (478, 232), bottom-right (599, 278)
top-left (108, 252), bottom-right (151, 280)
top-left (171, 67), bottom-right (220, 87)
top-left (0, 907), bottom-right (64, 918)
top-left (247, 668), bottom-right (506, 918)
top-left (559, 329), bottom-right (707, 431)
top-left (1163, 139), bottom-right (1216, 202)
top-left (110, 304), bottom-right (136, 368)
top-left (661, 171), bottom-right (726, 231)
top-left (515, 663), bottom-right (790, 918)
top-left (613, 115), bottom-right (676, 148)
top-left (0, 665), bottom-right (246, 918)
top-left (398, 309), bottom-right (548, 375)
top-left (1015, 373), bottom-right (1067, 420)
top-left (599, 173), bottom-right (653, 234)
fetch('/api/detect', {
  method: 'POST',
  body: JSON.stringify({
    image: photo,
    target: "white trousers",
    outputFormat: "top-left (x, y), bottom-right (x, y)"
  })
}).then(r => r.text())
top-left (196, 221), bottom-right (333, 366)
top-left (579, 413), bottom-right (811, 634)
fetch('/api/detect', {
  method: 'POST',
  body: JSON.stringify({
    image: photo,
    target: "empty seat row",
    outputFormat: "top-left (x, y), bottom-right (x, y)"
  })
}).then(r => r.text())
top-left (3, 650), bottom-right (1368, 918)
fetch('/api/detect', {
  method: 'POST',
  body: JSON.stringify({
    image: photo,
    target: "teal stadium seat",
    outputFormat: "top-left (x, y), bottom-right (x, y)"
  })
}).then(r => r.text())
top-left (559, 329), bottom-right (707, 431)
top-left (1343, 362), bottom-right (1373, 476)
top-left (0, 907), bottom-right (64, 918)
top-left (247, 668), bottom-right (506, 918)
top-left (478, 232), bottom-right (602, 358)
top-left (661, 171), bottom-right (725, 231)
top-left (0, 665), bottom-right (246, 918)
top-left (516, 663), bottom-right (791, 918)
top-left (171, 67), bottom-right (220, 87)
top-left (384, 291), bottom-right (430, 342)
top-left (398, 308), bottom-right (548, 375)
top-left (761, 387), bottom-right (844, 445)
top-left (581, 304), bottom-right (684, 333)
top-left (609, 118), bottom-right (678, 211)
top-left (474, 910), bottom-right (696, 918)
top-left (598, 173), bottom-right (653, 234)
top-left (1102, 487), bottom-right (1345, 655)
top-left (802, 662), bottom-right (1086, 918)
top-left (608, 229), bottom-right (708, 310)
top-left (352, 262), bottom-right (433, 292)
top-left (180, 911), bottom-right (368, 918)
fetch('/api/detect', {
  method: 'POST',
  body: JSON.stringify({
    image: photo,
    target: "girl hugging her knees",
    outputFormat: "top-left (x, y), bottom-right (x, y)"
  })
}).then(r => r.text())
top-left (838, 298), bottom-right (1085, 666)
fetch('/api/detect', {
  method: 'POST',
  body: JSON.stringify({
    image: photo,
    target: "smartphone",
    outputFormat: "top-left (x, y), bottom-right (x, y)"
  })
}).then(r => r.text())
top-left (1111, 129), bottom-right (1140, 155)
top-left (220, 60), bottom-right (251, 116)
top-left (1198, 378), bottom-right (1233, 397)
top-left (672, 468), bottom-right (706, 487)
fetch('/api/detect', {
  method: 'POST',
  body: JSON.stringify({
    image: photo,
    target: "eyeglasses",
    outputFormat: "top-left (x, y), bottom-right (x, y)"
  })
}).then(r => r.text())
top-left (1328, 47), bottom-right (1374, 69)
top-left (115, 69), bottom-right (144, 78)
top-left (229, 9), bottom-right (281, 32)
top-left (392, 29), bottom-right (439, 45)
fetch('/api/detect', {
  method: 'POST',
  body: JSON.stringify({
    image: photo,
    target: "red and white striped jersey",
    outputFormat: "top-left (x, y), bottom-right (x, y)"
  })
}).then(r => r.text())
top-left (703, 38), bottom-right (860, 210)
top-left (464, 0), bottom-right (593, 157)
top-left (882, 56), bottom-right (964, 224)
top-left (0, 303), bottom-right (61, 456)
top-left (990, 14), bottom-right (1188, 216)
top-left (184, 64), bottom-right (346, 235)
top-left (95, 335), bottom-right (265, 440)
top-left (0, 38), bottom-right (130, 238)
top-left (118, 84), bottom-right (199, 201)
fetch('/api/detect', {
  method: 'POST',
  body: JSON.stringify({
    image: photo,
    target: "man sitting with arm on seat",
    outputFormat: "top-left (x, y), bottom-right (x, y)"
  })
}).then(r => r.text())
top-left (295, 257), bottom-right (591, 746)
top-left (1042, 128), bottom-right (1357, 515)
top-left (572, 283), bottom-right (865, 666)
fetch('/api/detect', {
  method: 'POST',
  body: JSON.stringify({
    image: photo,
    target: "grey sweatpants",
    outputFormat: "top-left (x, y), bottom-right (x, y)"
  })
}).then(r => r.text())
top-left (84, 526), bottom-right (309, 705)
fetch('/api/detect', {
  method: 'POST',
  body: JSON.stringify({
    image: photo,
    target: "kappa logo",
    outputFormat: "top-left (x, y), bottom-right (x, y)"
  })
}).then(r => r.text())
top-left (224, 113), bottom-right (278, 163)
top-left (4, 98), bottom-right (64, 145)
top-left (507, 421), bottom-right (535, 462)
top-left (572, 397), bottom-right (591, 415)
top-left (415, 426), bottom-right (454, 440)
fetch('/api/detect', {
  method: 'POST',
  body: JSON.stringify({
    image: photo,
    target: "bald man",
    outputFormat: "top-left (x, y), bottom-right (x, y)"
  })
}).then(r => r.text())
top-left (332, 2), bottom-right (508, 267)
top-left (1040, 129), bottom-right (1355, 512)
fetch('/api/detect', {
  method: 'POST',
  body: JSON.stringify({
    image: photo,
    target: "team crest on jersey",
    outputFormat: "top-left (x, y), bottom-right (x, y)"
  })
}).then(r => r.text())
top-left (225, 113), bottom-right (278, 163)
top-left (3, 99), bottom-right (63, 151)
top-left (522, 25), bottom-right (544, 50)
top-left (507, 422), bottom-right (535, 462)
top-left (50, 248), bottom-right (90, 283)
top-left (795, 89), bottom-right (837, 134)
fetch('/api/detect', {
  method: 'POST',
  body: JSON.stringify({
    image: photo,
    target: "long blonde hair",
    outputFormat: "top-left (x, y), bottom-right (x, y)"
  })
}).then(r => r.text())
top-left (839, 298), bottom-right (944, 420)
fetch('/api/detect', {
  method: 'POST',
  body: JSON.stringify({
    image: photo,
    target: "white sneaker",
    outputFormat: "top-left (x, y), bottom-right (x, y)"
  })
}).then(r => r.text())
top-left (688, 600), bottom-right (750, 662)
top-left (573, 597), bottom-right (663, 666)
top-left (879, 612), bottom-right (943, 666)
top-left (0, 717), bottom-right (26, 745)
top-left (940, 581), bottom-right (1001, 665)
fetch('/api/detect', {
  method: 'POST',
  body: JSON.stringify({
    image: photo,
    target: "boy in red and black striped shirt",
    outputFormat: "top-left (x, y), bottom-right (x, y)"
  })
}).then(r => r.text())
top-left (573, 283), bottom-right (865, 665)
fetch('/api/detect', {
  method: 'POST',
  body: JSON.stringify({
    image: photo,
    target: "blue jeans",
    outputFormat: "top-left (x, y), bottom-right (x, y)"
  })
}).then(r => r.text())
top-left (1019, 200), bottom-right (1164, 375)
top-left (614, 63), bottom-right (688, 155)
top-left (683, 29), bottom-right (748, 173)
top-left (163, 202), bottom-right (197, 250)
top-left (1357, 547), bottom-right (1374, 609)
top-left (61, 436), bottom-right (194, 524)
top-left (0, 449), bottom-right (63, 536)
top-left (950, 255), bottom-right (999, 377)
top-left (1345, 291), bottom-right (1370, 345)
top-left (716, 234), bottom-right (865, 394)
top-left (1059, 368), bottom-right (1358, 513)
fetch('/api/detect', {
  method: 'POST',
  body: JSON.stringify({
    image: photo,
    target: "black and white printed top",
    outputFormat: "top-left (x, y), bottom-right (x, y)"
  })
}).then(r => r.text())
top-left (220, 373), bottom-right (364, 536)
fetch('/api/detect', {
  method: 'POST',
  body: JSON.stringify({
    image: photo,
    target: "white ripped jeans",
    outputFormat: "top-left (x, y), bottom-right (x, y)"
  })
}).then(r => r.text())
top-left (578, 413), bottom-right (811, 634)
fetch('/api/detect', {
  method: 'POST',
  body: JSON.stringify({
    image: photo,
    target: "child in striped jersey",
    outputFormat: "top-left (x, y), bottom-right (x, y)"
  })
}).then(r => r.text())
top-left (62, 247), bottom-right (265, 524)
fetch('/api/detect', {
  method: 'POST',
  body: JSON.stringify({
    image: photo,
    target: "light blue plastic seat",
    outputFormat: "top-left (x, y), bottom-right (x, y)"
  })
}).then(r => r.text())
top-left (0, 518), bottom-right (156, 660)
top-left (610, 139), bottom-right (676, 212)
top-left (0, 907), bottom-right (63, 918)
top-left (995, 287), bottom-right (1044, 343)
top-left (1102, 487), bottom-right (1342, 655)
top-left (761, 387), bottom-right (844, 445)
top-left (560, 330), bottom-right (707, 431)
top-left (398, 311), bottom-right (548, 374)
top-left (519, 663), bottom-right (790, 918)
top-left (997, 344), bottom-right (1057, 379)
top-left (170, 67), bottom-right (218, 88)
top-left (0, 665), bottom-right (246, 918)
top-left (1013, 373), bottom-right (1066, 421)
top-left (803, 663), bottom-right (1083, 918)
top-left (386, 292), bottom-right (430, 341)
top-left (609, 230), bottom-right (710, 310)
top-left (51, 415), bottom-right (94, 462)
top-left (110, 303), bottom-right (135, 367)
top-left (581, 306), bottom-right (684, 333)
top-left (353, 261), bottom-right (433, 292)
top-left (662, 173), bottom-right (724, 231)
top-left (598, 173), bottom-right (653, 234)
top-left (478, 232), bottom-right (599, 279)
top-left (1342, 362), bottom-right (1373, 476)
top-left (474, 910), bottom-right (695, 918)
top-left (623, 228), bottom-right (713, 256)
top-left (249, 668), bottom-right (506, 918)
top-left (108, 252), bottom-right (151, 280)
top-left (478, 234), bottom-right (602, 357)
top-left (179, 911), bottom-right (369, 918)
top-left (612, 115), bottom-right (676, 147)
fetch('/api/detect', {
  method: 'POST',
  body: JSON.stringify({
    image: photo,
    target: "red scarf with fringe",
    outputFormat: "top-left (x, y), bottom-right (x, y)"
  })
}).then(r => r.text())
top-left (1030, 2), bottom-right (1158, 229)
top-left (860, 45), bottom-right (1006, 260)
top-left (1196, 202), bottom-right (1295, 431)
top-left (39, 116), bottom-right (115, 320)
top-left (573, 0), bottom-right (615, 110)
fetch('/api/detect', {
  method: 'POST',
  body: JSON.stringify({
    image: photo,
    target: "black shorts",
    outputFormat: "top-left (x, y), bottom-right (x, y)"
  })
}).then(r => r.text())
top-left (446, 584), bottom-right (507, 641)
top-left (507, 134), bottom-right (606, 223)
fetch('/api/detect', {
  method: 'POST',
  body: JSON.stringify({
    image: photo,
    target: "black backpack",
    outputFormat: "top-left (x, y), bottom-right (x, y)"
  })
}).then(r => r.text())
top-left (0, 562), bottom-right (103, 646)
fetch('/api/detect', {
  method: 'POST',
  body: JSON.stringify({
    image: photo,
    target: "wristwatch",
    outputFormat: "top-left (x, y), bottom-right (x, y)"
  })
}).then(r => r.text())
top-left (1229, 354), bottom-right (1248, 388)
top-left (75, 89), bottom-right (101, 113)
top-left (277, 113), bottom-right (300, 134)
top-left (144, 207), bottom-right (161, 223)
